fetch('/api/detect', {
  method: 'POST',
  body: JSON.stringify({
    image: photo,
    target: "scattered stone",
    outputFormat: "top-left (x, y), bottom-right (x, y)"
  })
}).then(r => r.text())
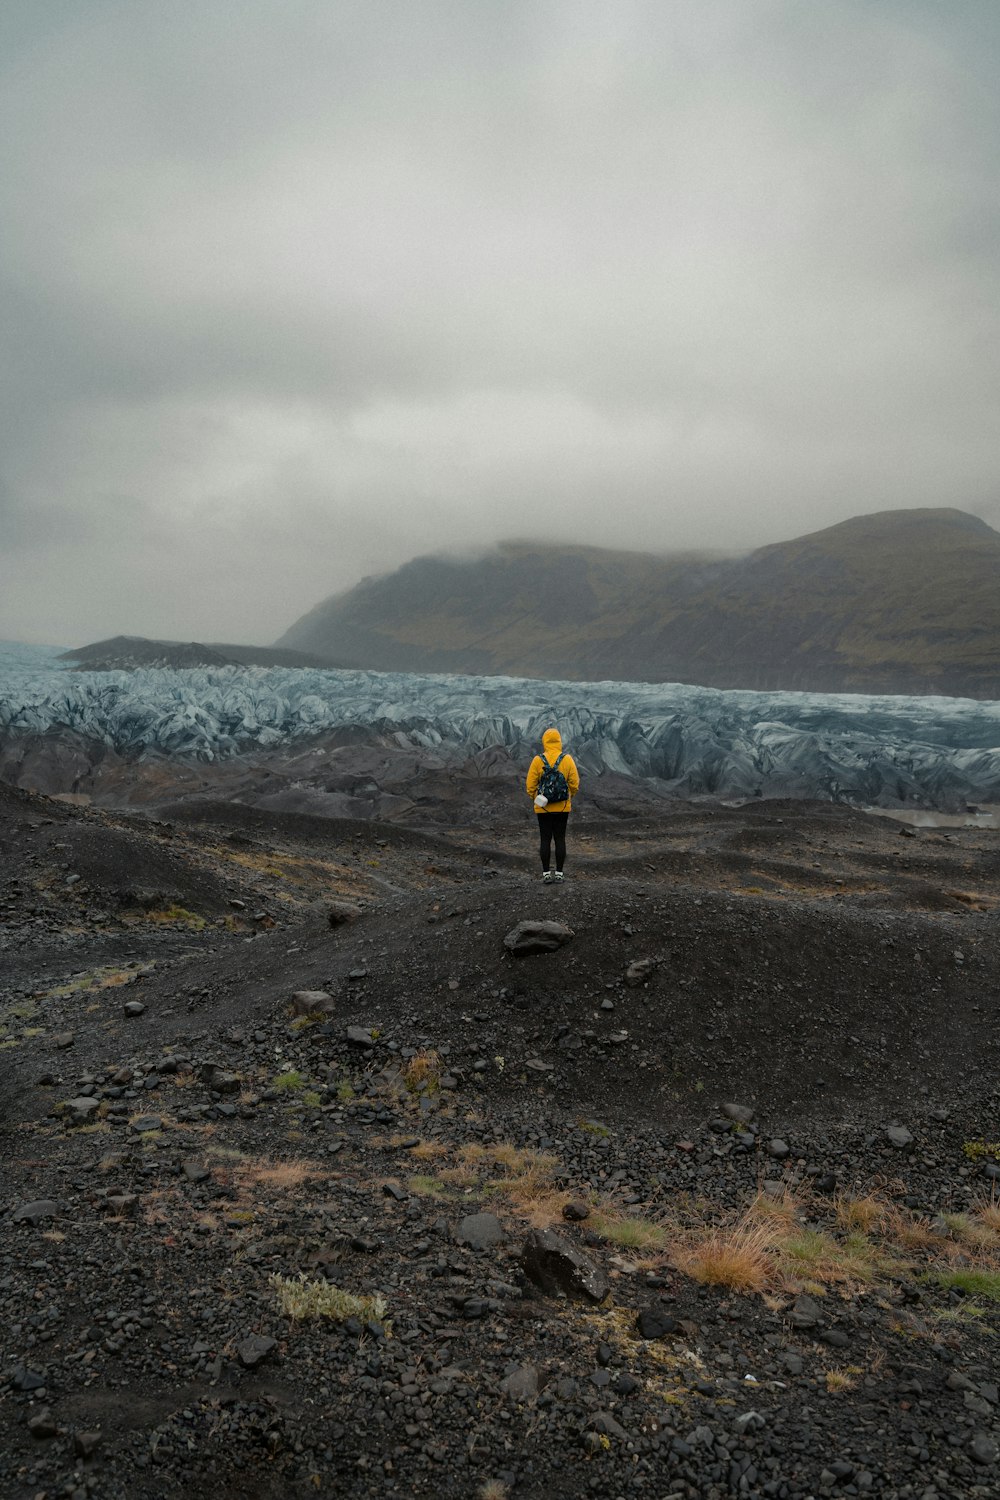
top-left (590, 1411), bottom-right (629, 1441)
top-left (123, 1000), bottom-right (146, 1017)
top-left (27, 1407), bottom-right (59, 1439)
top-left (625, 958), bottom-right (658, 986)
top-left (520, 1228), bottom-right (609, 1303)
top-left (454, 1212), bottom-right (504, 1250)
top-left (328, 900), bottom-right (362, 927)
top-left (53, 1031), bottom-right (75, 1049)
top-left (500, 1366), bottom-right (538, 1402)
top-left (182, 1162), bottom-right (210, 1183)
top-left (789, 1293), bottom-right (821, 1329)
top-left (346, 1026), bottom-right (374, 1047)
top-left (64, 1096), bottom-right (100, 1124)
top-left (10, 1199), bottom-right (60, 1225)
top-left (886, 1124), bottom-right (914, 1150)
top-left (238, 1334), bottom-right (277, 1369)
top-left (130, 1115), bottom-right (162, 1133)
top-left (503, 920), bottom-right (575, 956)
top-left (562, 1200), bottom-right (590, 1222)
top-left (722, 1102), bottom-right (755, 1124)
top-left (290, 989), bottom-right (336, 1018)
top-left (767, 1139), bottom-right (790, 1159)
top-left (73, 1430), bottom-right (103, 1458)
top-left (970, 1432), bottom-right (998, 1466)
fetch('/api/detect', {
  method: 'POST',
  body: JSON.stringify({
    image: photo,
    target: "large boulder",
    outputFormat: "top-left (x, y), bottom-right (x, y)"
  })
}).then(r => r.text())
top-left (503, 920), bottom-right (575, 956)
top-left (520, 1228), bottom-right (609, 1303)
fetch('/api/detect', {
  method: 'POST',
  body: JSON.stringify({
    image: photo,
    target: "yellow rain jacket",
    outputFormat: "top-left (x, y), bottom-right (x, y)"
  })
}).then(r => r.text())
top-left (526, 728), bottom-right (580, 814)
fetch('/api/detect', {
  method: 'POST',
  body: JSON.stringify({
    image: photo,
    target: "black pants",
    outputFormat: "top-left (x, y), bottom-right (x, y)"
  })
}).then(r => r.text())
top-left (537, 811), bottom-right (569, 872)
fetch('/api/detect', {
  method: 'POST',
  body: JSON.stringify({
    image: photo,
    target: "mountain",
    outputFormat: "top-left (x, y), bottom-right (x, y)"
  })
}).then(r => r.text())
top-left (60, 636), bottom-right (336, 671)
top-left (277, 508), bottom-right (1000, 697)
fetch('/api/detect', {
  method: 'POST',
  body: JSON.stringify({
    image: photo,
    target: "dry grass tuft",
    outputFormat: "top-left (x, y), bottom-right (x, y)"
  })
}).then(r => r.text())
top-left (834, 1193), bottom-right (886, 1234)
top-left (748, 1189), bottom-right (802, 1229)
top-left (824, 1367), bottom-right (859, 1393)
top-left (674, 1215), bottom-right (774, 1293)
top-left (402, 1050), bottom-right (443, 1093)
top-left (237, 1158), bottom-right (322, 1190)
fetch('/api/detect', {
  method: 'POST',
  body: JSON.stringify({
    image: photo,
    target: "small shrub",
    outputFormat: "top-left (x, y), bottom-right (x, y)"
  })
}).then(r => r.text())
top-left (270, 1273), bottom-right (387, 1323)
top-left (335, 1079), bottom-right (356, 1102)
top-left (962, 1140), bottom-right (1000, 1162)
top-left (589, 1207), bottom-right (667, 1252)
top-left (407, 1174), bottom-right (452, 1199)
top-left (403, 1050), bottom-right (442, 1094)
top-left (272, 1070), bottom-right (306, 1093)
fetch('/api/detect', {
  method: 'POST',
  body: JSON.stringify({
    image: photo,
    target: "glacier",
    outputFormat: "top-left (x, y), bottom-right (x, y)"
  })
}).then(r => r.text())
top-left (1, 642), bottom-right (1000, 809)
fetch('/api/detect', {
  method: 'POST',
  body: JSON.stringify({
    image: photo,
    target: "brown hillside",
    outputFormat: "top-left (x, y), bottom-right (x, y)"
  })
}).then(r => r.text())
top-left (278, 509), bottom-right (1000, 696)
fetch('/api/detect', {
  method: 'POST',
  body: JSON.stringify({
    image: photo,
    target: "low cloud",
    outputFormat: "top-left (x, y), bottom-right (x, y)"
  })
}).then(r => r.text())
top-left (2, 1), bottom-right (999, 644)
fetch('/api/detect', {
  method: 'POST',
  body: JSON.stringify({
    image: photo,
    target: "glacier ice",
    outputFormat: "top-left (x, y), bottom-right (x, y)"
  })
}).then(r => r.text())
top-left (1, 641), bottom-right (1000, 809)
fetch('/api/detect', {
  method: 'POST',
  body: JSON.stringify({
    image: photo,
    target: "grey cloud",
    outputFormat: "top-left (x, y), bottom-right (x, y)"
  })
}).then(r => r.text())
top-left (1, 1), bottom-right (999, 644)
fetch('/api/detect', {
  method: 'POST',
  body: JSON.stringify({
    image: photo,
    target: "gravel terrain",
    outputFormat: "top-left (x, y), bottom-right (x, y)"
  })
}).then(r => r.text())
top-left (1, 778), bottom-right (999, 1500)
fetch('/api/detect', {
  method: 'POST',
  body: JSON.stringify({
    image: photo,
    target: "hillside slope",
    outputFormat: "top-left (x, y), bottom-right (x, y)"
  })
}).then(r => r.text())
top-left (278, 509), bottom-right (1000, 695)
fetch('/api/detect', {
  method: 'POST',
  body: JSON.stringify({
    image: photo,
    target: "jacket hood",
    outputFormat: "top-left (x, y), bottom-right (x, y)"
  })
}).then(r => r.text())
top-left (541, 728), bottom-right (563, 756)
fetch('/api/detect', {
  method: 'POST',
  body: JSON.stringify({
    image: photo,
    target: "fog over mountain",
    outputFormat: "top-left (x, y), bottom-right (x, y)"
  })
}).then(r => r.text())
top-left (1, 2), bottom-right (999, 646)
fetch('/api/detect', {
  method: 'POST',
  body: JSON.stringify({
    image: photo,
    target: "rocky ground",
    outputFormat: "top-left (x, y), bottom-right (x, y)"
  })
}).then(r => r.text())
top-left (1, 776), bottom-right (999, 1500)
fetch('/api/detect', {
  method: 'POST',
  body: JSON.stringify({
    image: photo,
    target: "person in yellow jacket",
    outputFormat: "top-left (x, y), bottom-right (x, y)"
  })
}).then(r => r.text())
top-left (525, 727), bottom-right (580, 882)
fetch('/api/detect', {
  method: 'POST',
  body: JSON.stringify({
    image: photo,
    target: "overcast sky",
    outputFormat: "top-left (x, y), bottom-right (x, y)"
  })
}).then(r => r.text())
top-left (2, 1), bottom-right (999, 646)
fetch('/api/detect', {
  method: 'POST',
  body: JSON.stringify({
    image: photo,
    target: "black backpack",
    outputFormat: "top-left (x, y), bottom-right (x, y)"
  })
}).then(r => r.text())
top-left (538, 749), bottom-right (569, 803)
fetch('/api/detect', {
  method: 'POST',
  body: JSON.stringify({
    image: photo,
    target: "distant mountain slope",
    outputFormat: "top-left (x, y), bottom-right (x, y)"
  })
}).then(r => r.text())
top-left (61, 636), bottom-right (335, 672)
top-left (277, 509), bottom-right (1000, 696)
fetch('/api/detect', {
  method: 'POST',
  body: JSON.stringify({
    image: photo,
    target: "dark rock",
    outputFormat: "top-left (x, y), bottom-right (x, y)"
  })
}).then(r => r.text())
top-left (767, 1139), bottom-right (790, 1159)
top-left (238, 1334), bottom-right (277, 1369)
top-left (383, 1182), bottom-right (408, 1202)
top-left (123, 1000), bottom-right (146, 1017)
top-left (520, 1228), bottom-right (609, 1303)
top-left (590, 1411), bottom-right (629, 1441)
top-left (130, 1115), bottom-right (162, 1132)
top-left (503, 920), bottom-right (575, 956)
top-left (625, 958), bottom-right (658, 986)
top-left (819, 1328), bottom-right (849, 1348)
top-left (53, 1031), bottom-right (75, 1049)
top-left (562, 1200), bottom-right (590, 1222)
top-left (182, 1162), bottom-right (210, 1183)
top-left (636, 1307), bottom-right (679, 1340)
top-left (346, 1026), bottom-right (374, 1047)
top-left (73, 1430), bottom-right (103, 1458)
top-left (455, 1212), bottom-right (505, 1250)
top-left (886, 1124), bottom-right (914, 1150)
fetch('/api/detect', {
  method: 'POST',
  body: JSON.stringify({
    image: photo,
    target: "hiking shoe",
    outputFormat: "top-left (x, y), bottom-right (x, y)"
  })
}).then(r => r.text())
top-left (553, 871), bottom-right (565, 882)
top-left (541, 871), bottom-right (553, 883)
